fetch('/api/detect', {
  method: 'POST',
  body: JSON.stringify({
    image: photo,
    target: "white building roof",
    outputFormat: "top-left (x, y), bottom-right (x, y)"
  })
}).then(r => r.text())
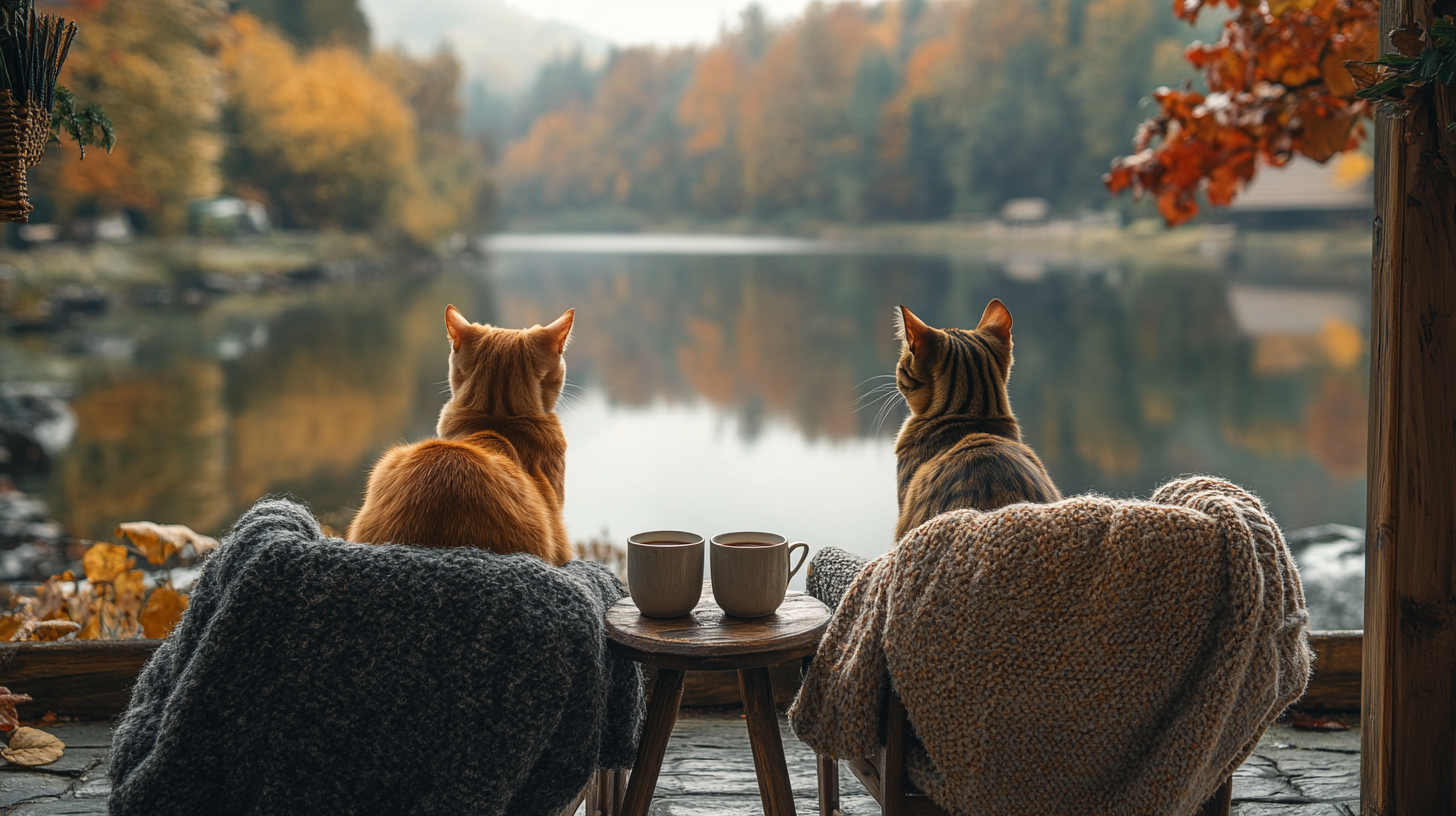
top-left (1229, 156), bottom-right (1373, 212)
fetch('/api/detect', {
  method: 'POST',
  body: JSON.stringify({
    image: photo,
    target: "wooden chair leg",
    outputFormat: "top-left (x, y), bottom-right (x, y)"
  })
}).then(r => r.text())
top-left (1197, 775), bottom-right (1233, 816)
top-left (619, 667), bottom-right (686, 816)
top-left (587, 771), bottom-right (602, 816)
top-left (883, 694), bottom-right (909, 816)
top-left (818, 754), bottom-right (841, 815)
top-left (740, 666), bottom-right (798, 816)
top-left (557, 781), bottom-right (588, 816)
top-left (610, 768), bottom-right (628, 816)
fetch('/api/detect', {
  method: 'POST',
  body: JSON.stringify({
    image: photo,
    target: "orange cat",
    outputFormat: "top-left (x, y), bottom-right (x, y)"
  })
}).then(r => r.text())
top-left (346, 305), bottom-right (575, 566)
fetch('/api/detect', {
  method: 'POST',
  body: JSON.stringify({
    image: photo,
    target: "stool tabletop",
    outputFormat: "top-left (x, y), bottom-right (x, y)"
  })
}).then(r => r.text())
top-left (606, 582), bottom-right (832, 671)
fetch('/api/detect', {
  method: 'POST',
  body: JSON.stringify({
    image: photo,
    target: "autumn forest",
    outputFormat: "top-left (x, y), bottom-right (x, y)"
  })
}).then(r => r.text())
top-left (24, 0), bottom-right (1242, 235)
top-left (495, 0), bottom-right (1220, 222)
top-left (31, 0), bottom-right (492, 242)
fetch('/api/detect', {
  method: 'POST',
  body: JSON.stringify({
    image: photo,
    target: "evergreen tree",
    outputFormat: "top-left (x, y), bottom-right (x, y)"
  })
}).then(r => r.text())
top-left (232, 0), bottom-right (369, 51)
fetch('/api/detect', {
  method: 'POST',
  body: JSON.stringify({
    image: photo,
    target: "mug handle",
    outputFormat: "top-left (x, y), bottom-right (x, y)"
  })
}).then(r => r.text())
top-left (786, 542), bottom-right (809, 588)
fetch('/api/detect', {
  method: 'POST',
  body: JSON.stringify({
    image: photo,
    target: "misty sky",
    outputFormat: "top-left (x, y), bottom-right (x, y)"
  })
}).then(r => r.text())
top-left (364, 0), bottom-right (818, 46)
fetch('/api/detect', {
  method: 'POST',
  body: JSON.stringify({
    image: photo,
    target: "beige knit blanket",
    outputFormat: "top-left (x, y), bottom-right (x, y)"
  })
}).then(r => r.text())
top-left (790, 476), bottom-right (1312, 815)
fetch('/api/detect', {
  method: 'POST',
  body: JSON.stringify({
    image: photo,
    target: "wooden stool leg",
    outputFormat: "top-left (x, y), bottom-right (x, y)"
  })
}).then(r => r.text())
top-left (817, 754), bottom-right (841, 816)
top-left (739, 666), bottom-right (798, 816)
top-left (620, 667), bottom-right (686, 816)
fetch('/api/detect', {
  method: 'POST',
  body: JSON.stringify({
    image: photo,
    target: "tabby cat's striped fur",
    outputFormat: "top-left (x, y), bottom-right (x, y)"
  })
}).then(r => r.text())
top-left (893, 299), bottom-right (1060, 539)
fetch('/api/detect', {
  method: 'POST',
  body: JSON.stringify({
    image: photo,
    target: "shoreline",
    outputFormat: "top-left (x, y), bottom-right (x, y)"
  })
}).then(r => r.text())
top-left (0, 232), bottom-right (459, 333)
top-left (492, 218), bottom-right (1373, 283)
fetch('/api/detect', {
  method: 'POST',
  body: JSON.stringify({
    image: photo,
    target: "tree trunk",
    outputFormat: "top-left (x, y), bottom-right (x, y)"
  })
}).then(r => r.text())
top-left (1361, 0), bottom-right (1456, 809)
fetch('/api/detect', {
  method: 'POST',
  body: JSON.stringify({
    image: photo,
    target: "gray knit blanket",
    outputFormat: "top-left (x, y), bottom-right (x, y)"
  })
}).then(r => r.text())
top-left (790, 476), bottom-right (1312, 815)
top-left (109, 498), bottom-right (644, 816)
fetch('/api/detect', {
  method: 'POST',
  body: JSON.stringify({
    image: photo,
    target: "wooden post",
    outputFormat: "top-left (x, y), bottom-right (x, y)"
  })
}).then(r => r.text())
top-left (1362, 0), bottom-right (1456, 808)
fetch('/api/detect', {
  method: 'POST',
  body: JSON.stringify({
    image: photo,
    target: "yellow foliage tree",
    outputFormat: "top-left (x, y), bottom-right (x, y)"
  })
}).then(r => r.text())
top-left (221, 14), bottom-right (416, 231)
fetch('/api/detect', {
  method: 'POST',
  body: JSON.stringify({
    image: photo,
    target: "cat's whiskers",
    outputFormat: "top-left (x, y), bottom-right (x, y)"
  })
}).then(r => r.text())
top-left (858, 389), bottom-right (899, 435)
top-left (853, 373), bottom-right (897, 389)
top-left (553, 382), bottom-right (589, 425)
top-left (854, 383), bottom-right (899, 409)
top-left (874, 391), bottom-right (908, 436)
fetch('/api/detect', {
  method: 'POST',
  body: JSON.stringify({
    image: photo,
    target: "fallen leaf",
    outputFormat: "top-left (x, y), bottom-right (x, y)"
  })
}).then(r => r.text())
top-left (0, 688), bottom-right (32, 732)
top-left (33, 574), bottom-right (72, 621)
top-left (78, 613), bottom-right (100, 641)
top-left (140, 586), bottom-right (188, 639)
top-left (29, 620), bottom-right (81, 642)
top-left (115, 522), bottom-right (220, 564)
top-left (77, 597), bottom-right (128, 641)
top-left (113, 570), bottom-right (147, 617)
top-left (1, 727), bottom-right (64, 767)
top-left (1290, 712), bottom-right (1350, 731)
top-left (34, 712), bottom-right (57, 727)
top-left (82, 544), bottom-right (131, 584)
top-left (64, 594), bottom-right (92, 628)
top-left (0, 615), bottom-right (23, 642)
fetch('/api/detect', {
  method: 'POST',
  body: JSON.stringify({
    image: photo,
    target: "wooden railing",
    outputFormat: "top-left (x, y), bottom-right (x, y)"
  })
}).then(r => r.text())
top-left (1, 629), bottom-right (1365, 719)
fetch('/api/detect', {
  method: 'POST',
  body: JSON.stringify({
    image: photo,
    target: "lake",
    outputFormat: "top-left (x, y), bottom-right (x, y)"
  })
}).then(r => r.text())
top-left (2, 234), bottom-right (1370, 625)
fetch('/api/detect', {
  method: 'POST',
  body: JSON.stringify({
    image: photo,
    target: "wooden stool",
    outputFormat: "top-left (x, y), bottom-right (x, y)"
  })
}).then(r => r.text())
top-left (606, 583), bottom-right (831, 816)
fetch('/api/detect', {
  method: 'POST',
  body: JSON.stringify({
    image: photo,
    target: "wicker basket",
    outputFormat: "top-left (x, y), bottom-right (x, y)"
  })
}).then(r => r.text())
top-left (0, 90), bottom-right (33, 223)
top-left (22, 100), bottom-right (48, 167)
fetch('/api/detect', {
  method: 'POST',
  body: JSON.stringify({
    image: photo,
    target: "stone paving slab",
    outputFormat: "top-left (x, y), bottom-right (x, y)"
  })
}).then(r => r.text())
top-left (0, 716), bottom-right (1359, 815)
top-left (645, 713), bottom-right (1359, 816)
top-left (0, 724), bottom-right (110, 816)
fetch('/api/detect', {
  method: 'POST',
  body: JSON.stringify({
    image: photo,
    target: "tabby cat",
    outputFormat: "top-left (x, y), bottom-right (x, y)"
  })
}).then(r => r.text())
top-left (893, 298), bottom-right (1060, 539)
top-left (346, 305), bottom-right (575, 566)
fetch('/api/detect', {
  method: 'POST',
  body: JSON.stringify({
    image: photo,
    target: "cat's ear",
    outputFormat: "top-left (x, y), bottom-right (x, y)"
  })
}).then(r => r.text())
top-left (976, 298), bottom-right (1013, 343)
top-left (445, 305), bottom-right (472, 352)
top-left (539, 308), bottom-right (575, 356)
top-left (897, 305), bottom-right (934, 357)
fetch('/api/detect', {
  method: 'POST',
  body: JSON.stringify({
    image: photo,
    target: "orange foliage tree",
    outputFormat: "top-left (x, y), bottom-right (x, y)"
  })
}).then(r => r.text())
top-left (1104, 0), bottom-right (1380, 224)
top-left (501, 0), bottom-right (1196, 221)
top-left (500, 47), bottom-right (693, 215)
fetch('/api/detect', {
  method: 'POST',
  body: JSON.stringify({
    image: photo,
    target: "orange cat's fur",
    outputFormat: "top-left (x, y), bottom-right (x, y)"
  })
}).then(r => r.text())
top-left (346, 305), bottom-right (575, 566)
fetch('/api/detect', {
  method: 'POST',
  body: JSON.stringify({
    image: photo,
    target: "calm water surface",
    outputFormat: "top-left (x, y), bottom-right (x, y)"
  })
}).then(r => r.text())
top-left (2, 235), bottom-right (1370, 622)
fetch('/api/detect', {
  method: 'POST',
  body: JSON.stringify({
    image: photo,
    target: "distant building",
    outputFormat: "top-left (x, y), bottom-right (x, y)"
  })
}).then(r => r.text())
top-left (188, 197), bottom-right (270, 237)
top-left (1220, 155), bottom-right (1373, 229)
top-left (1000, 198), bottom-right (1050, 224)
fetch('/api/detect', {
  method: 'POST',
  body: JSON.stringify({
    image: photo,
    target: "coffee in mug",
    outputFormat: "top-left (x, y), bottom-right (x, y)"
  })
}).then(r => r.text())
top-left (627, 531), bottom-right (705, 618)
top-left (709, 532), bottom-right (809, 618)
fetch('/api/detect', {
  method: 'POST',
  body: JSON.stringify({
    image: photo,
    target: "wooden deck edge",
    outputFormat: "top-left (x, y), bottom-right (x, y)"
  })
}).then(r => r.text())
top-left (0, 630), bottom-right (1363, 719)
top-left (1297, 630), bottom-right (1361, 712)
top-left (1, 639), bottom-right (161, 720)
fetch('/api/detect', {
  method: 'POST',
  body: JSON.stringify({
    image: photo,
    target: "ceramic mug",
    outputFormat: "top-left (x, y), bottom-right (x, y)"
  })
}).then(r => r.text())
top-left (709, 532), bottom-right (809, 618)
top-left (627, 530), bottom-right (705, 618)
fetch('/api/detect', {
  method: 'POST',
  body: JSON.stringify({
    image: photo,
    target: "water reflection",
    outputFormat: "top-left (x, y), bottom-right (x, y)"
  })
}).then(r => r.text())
top-left (2, 239), bottom-right (1369, 623)
top-left (492, 249), bottom-right (1370, 544)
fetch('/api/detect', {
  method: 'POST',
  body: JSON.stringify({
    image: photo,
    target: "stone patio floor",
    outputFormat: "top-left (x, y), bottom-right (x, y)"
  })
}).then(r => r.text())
top-left (0, 712), bottom-right (1359, 815)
